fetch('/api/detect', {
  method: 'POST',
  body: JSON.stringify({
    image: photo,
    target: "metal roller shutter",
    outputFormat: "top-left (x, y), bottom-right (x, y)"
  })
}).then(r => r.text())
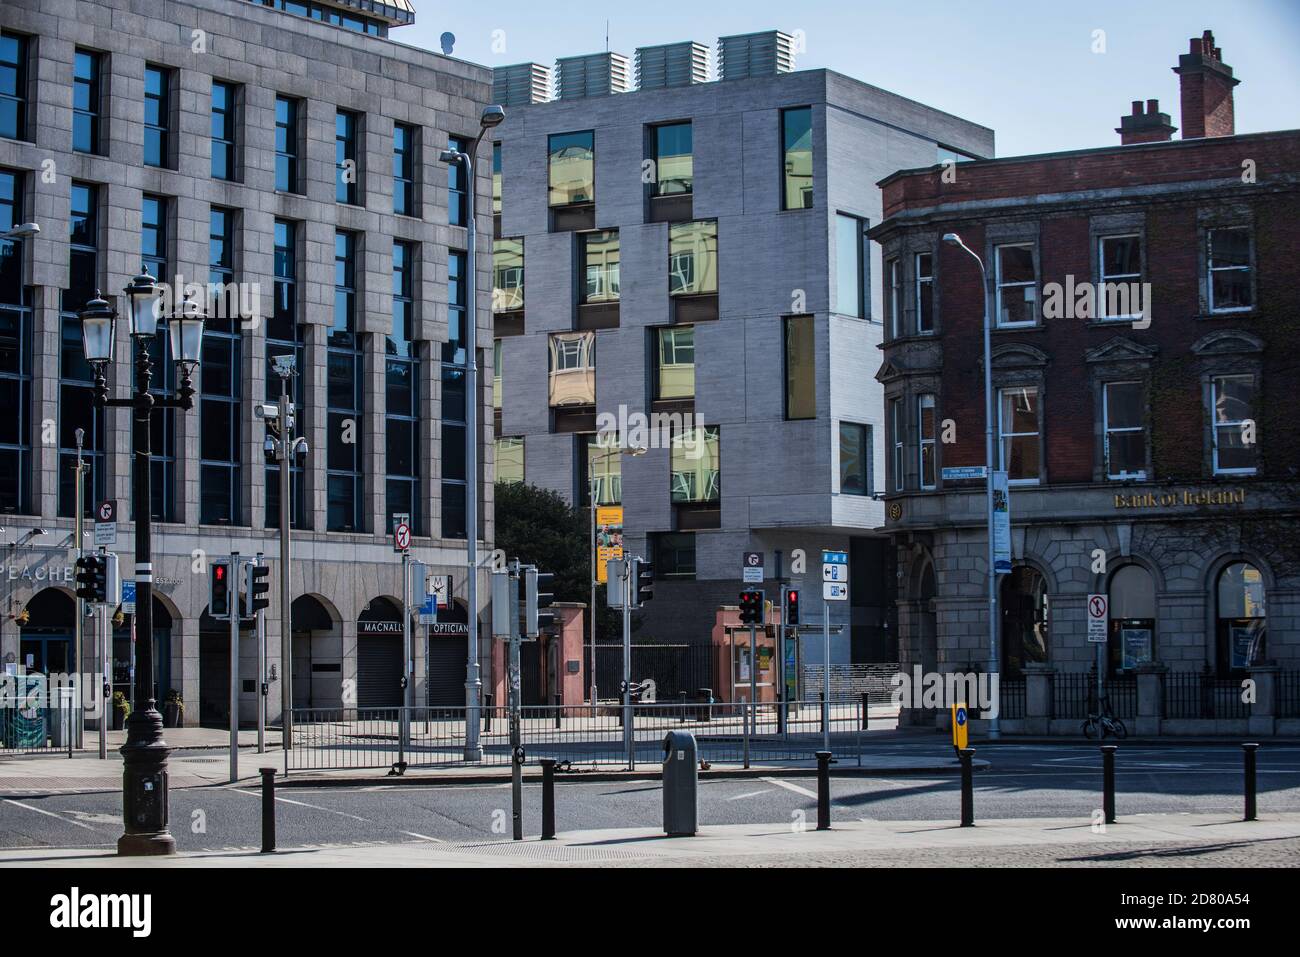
top-left (426, 636), bottom-right (463, 707)
top-left (356, 635), bottom-right (402, 710)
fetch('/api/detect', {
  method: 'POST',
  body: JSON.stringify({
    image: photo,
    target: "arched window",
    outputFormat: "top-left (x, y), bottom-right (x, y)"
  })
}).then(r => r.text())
top-left (1216, 562), bottom-right (1266, 674)
top-left (1109, 564), bottom-right (1155, 673)
top-left (1000, 566), bottom-right (1049, 676)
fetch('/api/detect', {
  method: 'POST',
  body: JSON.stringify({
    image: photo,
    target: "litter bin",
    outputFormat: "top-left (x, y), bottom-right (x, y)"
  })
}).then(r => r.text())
top-left (662, 730), bottom-right (698, 837)
top-left (48, 686), bottom-right (78, 748)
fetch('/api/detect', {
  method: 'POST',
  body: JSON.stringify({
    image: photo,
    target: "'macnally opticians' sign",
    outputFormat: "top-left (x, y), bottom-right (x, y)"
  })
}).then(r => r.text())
top-left (1114, 488), bottom-right (1246, 510)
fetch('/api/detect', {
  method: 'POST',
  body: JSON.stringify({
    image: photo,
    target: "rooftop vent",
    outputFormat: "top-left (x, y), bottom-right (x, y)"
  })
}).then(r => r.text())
top-left (717, 30), bottom-right (795, 81)
top-left (493, 63), bottom-right (553, 107)
top-left (556, 52), bottom-right (632, 99)
top-left (635, 41), bottom-right (710, 89)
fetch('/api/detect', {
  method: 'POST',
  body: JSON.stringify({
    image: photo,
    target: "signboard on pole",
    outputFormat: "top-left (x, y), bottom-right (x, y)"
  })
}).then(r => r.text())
top-left (742, 550), bottom-right (764, 584)
top-left (951, 702), bottom-right (969, 750)
top-left (121, 580), bottom-right (136, 615)
top-left (595, 506), bottom-right (623, 584)
top-left (822, 550), bottom-right (848, 601)
top-left (428, 574), bottom-right (450, 609)
top-left (418, 594), bottom-right (436, 625)
top-left (1087, 593), bottom-right (1109, 644)
top-left (393, 522), bottom-right (411, 553)
top-left (94, 499), bottom-right (117, 547)
top-left (992, 471), bottom-right (1012, 575)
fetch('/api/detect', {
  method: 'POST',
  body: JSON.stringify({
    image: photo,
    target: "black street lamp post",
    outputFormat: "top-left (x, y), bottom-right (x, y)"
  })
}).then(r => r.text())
top-left (80, 271), bottom-right (205, 856)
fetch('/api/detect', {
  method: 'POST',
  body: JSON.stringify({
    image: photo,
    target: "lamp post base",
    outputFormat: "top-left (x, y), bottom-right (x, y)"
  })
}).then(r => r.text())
top-left (117, 707), bottom-right (177, 856)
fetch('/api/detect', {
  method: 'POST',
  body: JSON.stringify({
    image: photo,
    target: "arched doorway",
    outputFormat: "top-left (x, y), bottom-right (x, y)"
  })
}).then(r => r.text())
top-left (916, 562), bottom-right (938, 675)
top-left (1000, 565), bottom-right (1049, 677)
top-left (199, 606), bottom-right (254, 728)
top-left (111, 597), bottom-right (173, 707)
top-left (291, 595), bottom-right (342, 711)
top-left (18, 588), bottom-right (75, 677)
top-left (1216, 561), bottom-right (1266, 675)
top-left (357, 597), bottom-right (404, 710)
top-left (426, 598), bottom-right (468, 708)
top-left (1108, 564), bottom-right (1155, 674)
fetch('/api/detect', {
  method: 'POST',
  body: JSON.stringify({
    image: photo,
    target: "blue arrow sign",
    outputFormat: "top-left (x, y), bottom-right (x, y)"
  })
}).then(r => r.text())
top-left (956, 707), bottom-right (967, 726)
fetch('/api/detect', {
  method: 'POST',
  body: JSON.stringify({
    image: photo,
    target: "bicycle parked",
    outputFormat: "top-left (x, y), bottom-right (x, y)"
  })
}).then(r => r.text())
top-left (1082, 695), bottom-right (1128, 739)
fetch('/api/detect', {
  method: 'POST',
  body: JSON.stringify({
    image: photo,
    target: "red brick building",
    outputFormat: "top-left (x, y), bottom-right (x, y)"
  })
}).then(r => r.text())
top-left (868, 31), bottom-right (1300, 735)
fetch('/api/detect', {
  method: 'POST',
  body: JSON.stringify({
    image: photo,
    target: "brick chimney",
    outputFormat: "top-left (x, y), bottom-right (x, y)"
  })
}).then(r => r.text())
top-left (1117, 99), bottom-right (1177, 144)
top-left (1173, 30), bottom-right (1239, 138)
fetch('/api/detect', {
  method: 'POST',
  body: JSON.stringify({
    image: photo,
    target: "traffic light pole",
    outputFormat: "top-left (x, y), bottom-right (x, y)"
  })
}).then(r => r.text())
top-left (229, 551), bottom-right (240, 785)
top-left (277, 369), bottom-right (294, 752)
top-left (400, 549), bottom-right (411, 768)
top-left (622, 559), bottom-right (633, 771)
top-left (98, 601), bottom-right (109, 760)
top-left (507, 561), bottom-right (522, 840)
top-left (256, 552), bottom-right (266, 755)
top-left (73, 431), bottom-right (85, 751)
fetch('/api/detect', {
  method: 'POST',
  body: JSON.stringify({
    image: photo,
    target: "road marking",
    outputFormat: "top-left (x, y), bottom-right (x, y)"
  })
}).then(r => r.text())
top-left (761, 777), bottom-right (818, 798)
top-left (727, 788), bottom-right (774, 801)
top-left (2, 799), bottom-right (98, 830)
top-left (231, 789), bottom-right (371, 822)
top-left (399, 831), bottom-right (444, 843)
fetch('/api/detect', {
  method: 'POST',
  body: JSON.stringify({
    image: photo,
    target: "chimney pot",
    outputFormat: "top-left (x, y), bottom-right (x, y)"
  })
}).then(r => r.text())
top-left (1174, 28), bottom-right (1238, 139)
top-left (1132, 100), bottom-right (1142, 115)
top-left (1147, 98), bottom-right (1159, 113)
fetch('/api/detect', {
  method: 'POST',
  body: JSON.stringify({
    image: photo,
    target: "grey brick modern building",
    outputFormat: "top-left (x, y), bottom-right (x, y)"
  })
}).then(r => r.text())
top-left (0, 0), bottom-right (495, 726)
top-left (489, 33), bottom-right (992, 683)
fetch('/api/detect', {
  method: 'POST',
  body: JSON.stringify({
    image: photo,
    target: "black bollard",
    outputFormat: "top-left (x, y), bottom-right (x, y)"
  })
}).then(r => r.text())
top-left (815, 750), bottom-right (832, 830)
top-left (540, 758), bottom-right (556, 840)
top-left (680, 691), bottom-right (688, 723)
top-left (861, 691), bottom-right (870, 730)
top-left (1102, 745), bottom-right (1117, 824)
top-left (1243, 743), bottom-right (1259, 822)
top-left (959, 748), bottom-right (975, 827)
top-left (259, 767), bottom-right (277, 853)
top-left (484, 693), bottom-right (493, 733)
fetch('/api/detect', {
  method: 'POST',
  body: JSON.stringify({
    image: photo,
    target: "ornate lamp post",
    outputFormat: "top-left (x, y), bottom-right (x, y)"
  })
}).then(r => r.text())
top-left (80, 271), bottom-right (205, 855)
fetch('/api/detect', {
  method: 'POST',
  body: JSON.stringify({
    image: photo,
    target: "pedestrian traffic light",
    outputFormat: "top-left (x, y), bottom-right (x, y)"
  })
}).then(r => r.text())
top-left (525, 567), bottom-right (555, 637)
top-left (786, 587), bottom-right (800, 625)
top-left (210, 560), bottom-right (232, 620)
top-left (75, 555), bottom-right (106, 604)
top-left (739, 589), bottom-right (763, 625)
top-left (245, 561), bottom-right (270, 616)
top-left (633, 559), bottom-right (654, 606)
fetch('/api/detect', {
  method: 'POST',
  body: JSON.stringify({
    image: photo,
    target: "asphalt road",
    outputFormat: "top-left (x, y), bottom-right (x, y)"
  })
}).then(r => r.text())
top-left (2, 743), bottom-right (1298, 853)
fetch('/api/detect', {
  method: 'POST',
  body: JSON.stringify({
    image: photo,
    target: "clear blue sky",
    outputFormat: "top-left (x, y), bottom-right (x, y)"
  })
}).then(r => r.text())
top-left (397, 0), bottom-right (1300, 156)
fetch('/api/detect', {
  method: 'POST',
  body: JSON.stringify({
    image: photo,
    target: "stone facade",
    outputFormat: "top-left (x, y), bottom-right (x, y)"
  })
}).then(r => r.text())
top-left (0, 0), bottom-right (495, 725)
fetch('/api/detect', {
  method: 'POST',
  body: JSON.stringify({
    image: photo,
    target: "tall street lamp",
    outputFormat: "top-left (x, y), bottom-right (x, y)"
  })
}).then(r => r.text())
top-left (80, 271), bottom-right (205, 854)
top-left (589, 443), bottom-right (646, 711)
top-left (440, 103), bottom-right (505, 761)
top-left (0, 222), bottom-right (40, 240)
top-left (942, 232), bottom-right (1001, 739)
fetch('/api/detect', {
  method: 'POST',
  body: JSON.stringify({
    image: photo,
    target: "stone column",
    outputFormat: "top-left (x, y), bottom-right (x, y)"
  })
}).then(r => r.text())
top-left (1024, 662), bottom-right (1055, 736)
top-left (1247, 664), bottom-right (1278, 737)
top-left (1135, 662), bottom-right (1167, 737)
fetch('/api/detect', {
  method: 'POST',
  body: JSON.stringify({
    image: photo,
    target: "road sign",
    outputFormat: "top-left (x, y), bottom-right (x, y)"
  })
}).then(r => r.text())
top-left (1087, 593), bottom-right (1109, 643)
top-left (394, 522), bottom-right (411, 552)
top-left (417, 594), bottom-right (436, 625)
top-left (823, 581), bottom-right (848, 601)
top-left (94, 499), bottom-right (117, 547)
top-left (992, 472), bottom-right (1011, 574)
top-left (121, 580), bottom-right (136, 615)
top-left (951, 702), bottom-right (969, 750)
top-left (742, 550), bottom-right (764, 584)
top-left (941, 466), bottom-right (987, 481)
top-left (428, 574), bottom-right (450, 609)
top-left (822, 550), bottom-right (848, 601)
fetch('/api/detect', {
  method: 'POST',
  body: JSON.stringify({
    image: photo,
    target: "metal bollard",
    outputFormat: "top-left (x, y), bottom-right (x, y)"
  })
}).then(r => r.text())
top-left (959, 747), bottom-right (975, 827)
top-left (861, 691), bottom-right (870, 730)
top-left (1243, 743), bottom-right (1259, 822)
top-left (815, 750), bottom-right (832, 830)
top-left (1102, 745), bottom-right (1117, 824)
top-left (259, 767), bottom-right (277, 853)
top-left (680, 691), bottom-right (688, 723)
top-left (540, 758), bottom-right (556, 840)
top-left (484, 693), bottom-right (493, 733)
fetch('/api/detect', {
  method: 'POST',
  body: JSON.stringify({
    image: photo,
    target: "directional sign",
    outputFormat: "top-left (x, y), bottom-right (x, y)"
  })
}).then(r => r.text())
top-left (823, 581), bottom-right (848, 602)
top-left (742, 550), bottom-right (764, 584)
top-left (394, 522), bottom-right (411, 553)
top-left (428, 574), bottom-right (451, 610)
top-left (822, 550), bottom-right (848, 600)
top-left (94, 499), bottom-right (118, 547)
top-left (942, 466), bottom-right (987, 481)
top-left (121, 580), bottom-right (136, 615)
top-left (1087, 593), bottom-right (1109, 644)
top-left (951, 702), bottom-right (969, 750)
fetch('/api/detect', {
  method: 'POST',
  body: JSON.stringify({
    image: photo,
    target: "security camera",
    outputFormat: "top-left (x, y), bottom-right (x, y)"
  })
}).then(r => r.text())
top-left (271, 354), bottom-right (296, 375)
top-left (254, 402), bottom-right (280, 420)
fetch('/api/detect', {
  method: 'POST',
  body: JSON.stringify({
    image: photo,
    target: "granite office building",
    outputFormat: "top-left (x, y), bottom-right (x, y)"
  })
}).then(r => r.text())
top-left (489, 33), bottom-right (992, 672)
top-left (0, 0), bottom-right (495, 725)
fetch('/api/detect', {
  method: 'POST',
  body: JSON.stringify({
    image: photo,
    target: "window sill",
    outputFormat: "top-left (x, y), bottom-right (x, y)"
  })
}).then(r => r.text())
top-left (1197, 310), bottom-right (1257, 320)
top-left (494, 311), bottom-right (525, 337)
top-left (648, 193), bottom-right (693, 224)
top-left (1085, 318), bottom-right (1149, 329)
top-left (992, 323), bottom-right (1044, 333)
top-left (671, 293), bottom-right (718, 324)
top-left (577, 301), bottom-right (620, 331)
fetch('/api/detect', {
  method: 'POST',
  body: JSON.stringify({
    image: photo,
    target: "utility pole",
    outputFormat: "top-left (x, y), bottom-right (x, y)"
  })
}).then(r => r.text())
top-left (256, 551), bottom-right (266, 754)
top-left (506, 561), bottom-right (523, 839)
top-left (73, 429), bottom-right (86, 751)
top-left (400, 547), bottom-right (411, 767)
top-left (621, 558), bottom-right (633, 771)
top-left (229, 551), bottom-right (240, 784)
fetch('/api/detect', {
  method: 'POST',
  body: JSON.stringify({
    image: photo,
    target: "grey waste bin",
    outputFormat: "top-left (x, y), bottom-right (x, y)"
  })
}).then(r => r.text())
top-left (48, 686), bottom-right (78, 748)
top-left (662, 731), bottom-right (698, 837)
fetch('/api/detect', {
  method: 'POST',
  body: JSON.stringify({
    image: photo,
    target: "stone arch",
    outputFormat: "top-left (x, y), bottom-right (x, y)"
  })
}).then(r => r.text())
top-left (292, 593), bottom-right (344, 711)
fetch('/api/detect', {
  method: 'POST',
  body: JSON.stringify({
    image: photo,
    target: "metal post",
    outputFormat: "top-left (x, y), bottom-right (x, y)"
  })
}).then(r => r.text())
top-left (1102, 744), bottom-right (1117, 824)
top-left (540, 758), bottom-right (556, 840)
top-left (73, 430), bottom-right (85, 750)
top-left (462, 148), bottom-right (483, 764)
top-left (978, 268), bottom-right (1001, 740)
top-left (277, 369), bottom-right (293, 750)
top-left (815, 750), bottom-right (831, 830)
top-left (748, 621), bottom-right (757, 741)
top-left (959, 747), bottom-right (975, 826)
top-left (589, 479), bottom-right (597, 716)
top-left (822, 606), bottom-right (831, 752)
top-left (742, 691), bottom-right (750, 770)
top-left (229, 552), bottom-right (240, 784)
top-left (256, 552), bottom-right (265, 754)
top-left (622, 560), bottom-right (633, 771)
top-left (776, 560), bottom-right (786, 735)
top-left (861, 691), bottom-right (870, 730)
top-left (1242, 743), bottom-right (1259, 822)
top-left (98, 602), bottom-right (108, 761)
top-left (508, 562), bottom-right (522, 840)
top-left (400, 550), bottom-right (410, 767)
top-left (259, 767), bottom-right (276, 853)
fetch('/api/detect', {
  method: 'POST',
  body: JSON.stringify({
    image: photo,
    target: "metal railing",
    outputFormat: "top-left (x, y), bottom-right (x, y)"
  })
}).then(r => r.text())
top-left (1051, 673), bottom-right (1095, 720)
top-left (286, 699), bottom-right (866, 772)
top-left (1, 690), bottom-right (82, 756)
top-left (1279, 671), bottom-right (1300, 719)
top-left (1163, 672), bottom-right (1251, 720)
top-left (997, 678), bottom-right (1026, 719)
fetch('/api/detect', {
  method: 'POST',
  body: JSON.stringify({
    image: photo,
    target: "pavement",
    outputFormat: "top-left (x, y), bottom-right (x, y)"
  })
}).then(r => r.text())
top-left (1, 811), bottom-right (1295, 868)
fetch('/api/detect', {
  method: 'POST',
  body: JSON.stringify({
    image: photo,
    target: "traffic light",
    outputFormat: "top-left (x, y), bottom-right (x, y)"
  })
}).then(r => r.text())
top-left (525, 567), bottom-right (555, 637)
top-left (75, 555), bottom-right (106, 603)
top-left (245, 561), bottom-right (270, 616)
top-left (739, 589), bottom-right (764, 625)
top-left (785, 587), bottom-right (800, 625)
top-left (210, 560), bottom-right (232, 620)
top-left (633, 559), bottom-right (654, 606)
